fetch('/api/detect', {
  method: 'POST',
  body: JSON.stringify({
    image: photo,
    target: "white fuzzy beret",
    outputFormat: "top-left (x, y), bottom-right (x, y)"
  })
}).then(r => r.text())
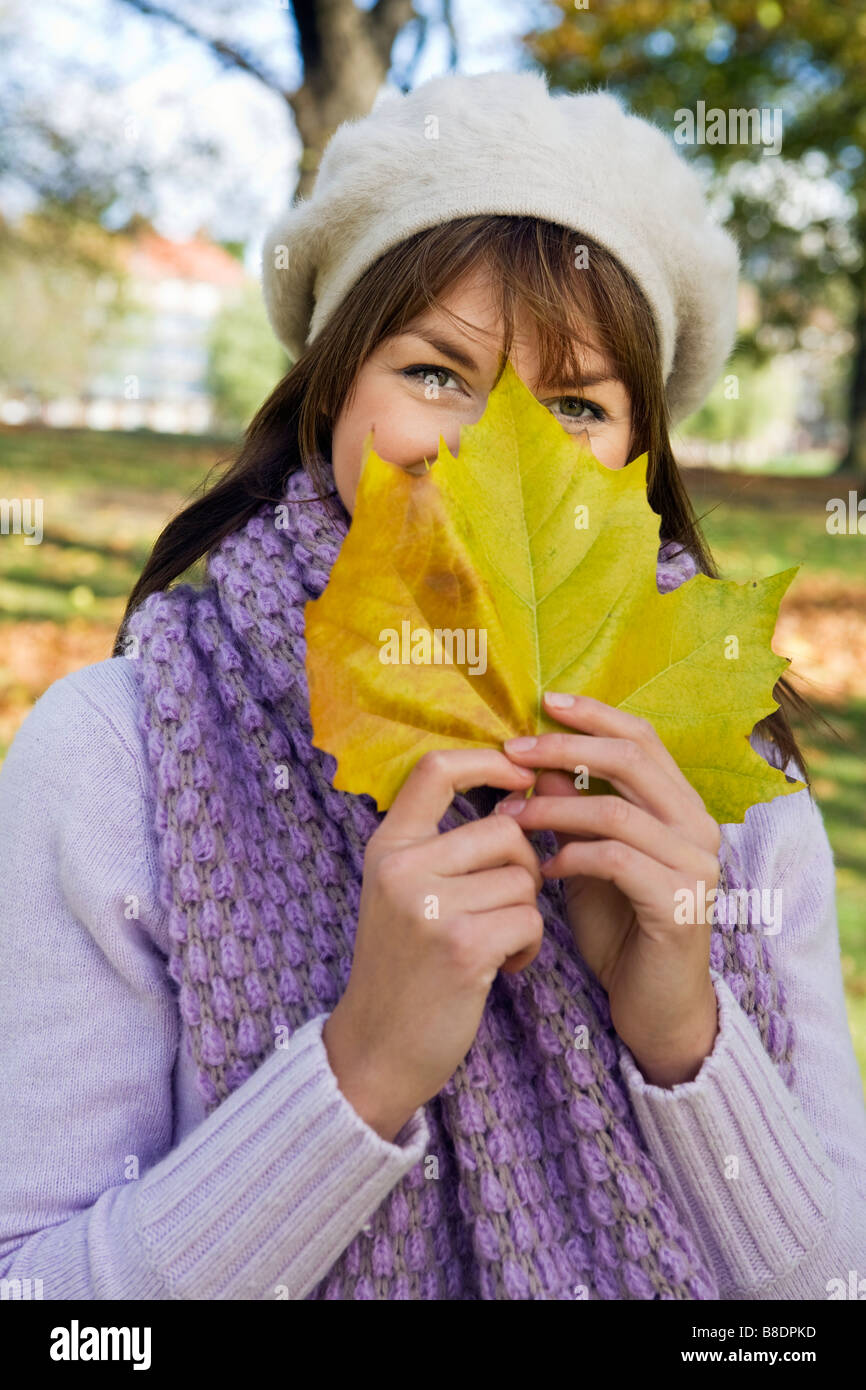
top-left (261, 69), bottom-right (741, 425)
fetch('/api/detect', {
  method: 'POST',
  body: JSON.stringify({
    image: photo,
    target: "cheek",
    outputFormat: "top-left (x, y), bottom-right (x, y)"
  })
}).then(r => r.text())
top-left (331, 376), bottom-right (381, 475)
top-left (593, 420), bottom-right (632, 470)
top-left (337, 390), bottom-right (437, 473)
top-left (329, 412), bottom-right (356, 502)
top-left (331, 379), bottom-right (418, 510)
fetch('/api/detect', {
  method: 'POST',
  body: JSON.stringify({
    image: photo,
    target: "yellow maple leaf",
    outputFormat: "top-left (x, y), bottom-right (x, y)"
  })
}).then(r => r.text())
top-left (304, 358), bottom-right (804, 823)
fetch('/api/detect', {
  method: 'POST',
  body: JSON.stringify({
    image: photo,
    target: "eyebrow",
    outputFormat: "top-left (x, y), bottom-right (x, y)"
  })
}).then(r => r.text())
top-left (402, 330), bottom-right (482, 373)
top-left (400, 329), bottom-right (618, 388)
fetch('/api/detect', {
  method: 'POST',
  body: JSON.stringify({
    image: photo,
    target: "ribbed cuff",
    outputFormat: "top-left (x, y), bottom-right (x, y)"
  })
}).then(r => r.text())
top-left (616, 972), bottom-right (835, 1293)
top-left (134, 1012), bottom-right (430, 1300)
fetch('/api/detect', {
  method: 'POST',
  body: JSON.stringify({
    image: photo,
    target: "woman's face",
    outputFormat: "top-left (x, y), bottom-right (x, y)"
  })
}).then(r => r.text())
top-left (330, 265), bottom-right (633, 515)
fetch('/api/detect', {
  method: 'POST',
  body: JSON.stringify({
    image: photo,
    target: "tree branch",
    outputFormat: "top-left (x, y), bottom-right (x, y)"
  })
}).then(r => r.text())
top-left (441, 0), bottom-right (458, 72)
top-left (115, 0), bottom-right (287, 94)
top-left (369, 0), bottom-right (417, 67)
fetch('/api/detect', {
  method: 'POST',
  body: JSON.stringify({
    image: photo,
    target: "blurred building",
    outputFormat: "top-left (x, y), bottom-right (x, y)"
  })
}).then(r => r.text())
top-left (2, 226), bottom-right (248, 434)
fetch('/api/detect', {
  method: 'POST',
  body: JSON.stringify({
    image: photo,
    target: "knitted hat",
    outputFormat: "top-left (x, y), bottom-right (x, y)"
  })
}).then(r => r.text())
top-left (261, 69), bottom-right (741, 425)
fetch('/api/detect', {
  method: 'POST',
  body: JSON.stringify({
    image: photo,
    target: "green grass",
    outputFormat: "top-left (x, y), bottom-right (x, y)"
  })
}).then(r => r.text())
top-left (793, 696), bottom-right (866, 1077)
top-left (707, 448), bottom-right (839, 476)
top-left (0, 427), bottom-right (229, 624)
top-left (0, 424), bottom-right (235, 492)
top-left (687, 474), bottom-right (864, 584)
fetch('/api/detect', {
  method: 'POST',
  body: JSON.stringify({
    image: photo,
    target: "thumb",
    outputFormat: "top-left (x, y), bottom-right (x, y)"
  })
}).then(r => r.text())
top-left (499, 769), bottom-right (584, 806)
top-left (534, 768), bottom-right (583, 798)
top-left (501, 769), bottom-right (591, 852)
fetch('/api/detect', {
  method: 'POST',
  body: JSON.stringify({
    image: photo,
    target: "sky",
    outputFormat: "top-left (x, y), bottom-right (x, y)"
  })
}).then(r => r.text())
top-left (5, 0), bottom-right (855, 283)
top-left (8, 0), bottom-right (556, 271)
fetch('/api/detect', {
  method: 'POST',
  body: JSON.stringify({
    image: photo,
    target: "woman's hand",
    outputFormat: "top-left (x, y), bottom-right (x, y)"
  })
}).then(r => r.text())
top-left (496, 691), bottom-right (721, 1087)
top-left (323, 748), bottom-right (545, 1143)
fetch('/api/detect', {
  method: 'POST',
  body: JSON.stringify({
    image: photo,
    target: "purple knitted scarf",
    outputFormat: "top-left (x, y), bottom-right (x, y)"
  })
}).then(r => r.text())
top-left (126, 457), bottom-right (795, 1300)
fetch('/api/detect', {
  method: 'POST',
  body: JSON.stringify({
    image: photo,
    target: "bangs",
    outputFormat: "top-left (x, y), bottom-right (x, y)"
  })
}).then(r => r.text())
top-left (391, 216), bottom-right (635, 398)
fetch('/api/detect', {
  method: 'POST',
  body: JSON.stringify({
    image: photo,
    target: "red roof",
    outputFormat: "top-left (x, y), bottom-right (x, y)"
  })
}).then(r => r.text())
top-left (124, 229), bottom-right (248, 287)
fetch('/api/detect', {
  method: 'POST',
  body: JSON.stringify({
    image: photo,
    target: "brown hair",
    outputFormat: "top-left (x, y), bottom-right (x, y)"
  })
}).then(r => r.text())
top-left (114, 215), bottom-right (826, 789)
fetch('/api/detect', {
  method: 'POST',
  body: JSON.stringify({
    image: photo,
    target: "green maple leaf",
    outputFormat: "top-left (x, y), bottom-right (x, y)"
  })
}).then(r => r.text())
top-left (305, 358), bottom-right (804, 821)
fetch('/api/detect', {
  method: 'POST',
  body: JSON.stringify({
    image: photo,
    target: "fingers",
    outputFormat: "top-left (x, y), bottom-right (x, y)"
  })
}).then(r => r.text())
top-left (463, 903), bottom-right (545, 978)
top-left (504, 730), bottom-right (717, 848)
top-left (441, 863), bottom-right (542, 915)
top-left (498, 785), bottom-right (600, 847)
top-left (535, 839), bottom-right (712, 931)
top-left (540, 692), bottom-right (694, 791)
top-left (498, 794), bottom-right (720, 878)
top-left (434, 814), bottom-right (544, 892)
top-left (504, 692), bottom-right (715, 841)
top-left (532, 768), bottom-right (581, 797)
top-left (383, 748), bottom-right (535, 842)
top-left (504, 730), bottom-right (682, 819)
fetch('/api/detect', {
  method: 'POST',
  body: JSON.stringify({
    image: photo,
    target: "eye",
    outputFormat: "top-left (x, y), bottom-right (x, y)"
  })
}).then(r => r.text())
top-left (552, 396), bottom-right (608, 424)
top-left (402, 364), bottom-right (463, 393)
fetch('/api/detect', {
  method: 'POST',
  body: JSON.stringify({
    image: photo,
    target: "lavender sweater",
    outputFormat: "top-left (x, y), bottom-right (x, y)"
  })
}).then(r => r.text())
top-left (0, 656), bottom-right (864, 1300)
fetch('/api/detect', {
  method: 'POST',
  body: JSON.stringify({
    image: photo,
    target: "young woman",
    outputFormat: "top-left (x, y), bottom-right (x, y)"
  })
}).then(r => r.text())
top-left (1, 71), bottom-right (864, 1301)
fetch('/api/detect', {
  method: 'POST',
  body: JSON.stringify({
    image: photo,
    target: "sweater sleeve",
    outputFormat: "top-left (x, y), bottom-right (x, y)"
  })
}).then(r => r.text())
top-left (615, 757), bottom-right (866, 1298)
top-left (0, 659), bottom-right (430, 1301)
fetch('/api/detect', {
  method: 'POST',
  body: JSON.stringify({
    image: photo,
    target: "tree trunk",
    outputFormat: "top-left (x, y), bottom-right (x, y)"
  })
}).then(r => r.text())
top-left (840, 277), bottom-right (866, 477)
top-left (288, 0), bottom-right (416, 200)
top-left (117, 0), bottom-right (418, 203)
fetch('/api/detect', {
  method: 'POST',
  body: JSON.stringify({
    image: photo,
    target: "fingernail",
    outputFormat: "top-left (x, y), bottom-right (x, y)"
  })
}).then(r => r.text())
top-left (544, 692), bottom-right (574, 708)
top-left (504, 736), bottom-right (537, 751)
top-left (495, 799), bottom-right (525, 815)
